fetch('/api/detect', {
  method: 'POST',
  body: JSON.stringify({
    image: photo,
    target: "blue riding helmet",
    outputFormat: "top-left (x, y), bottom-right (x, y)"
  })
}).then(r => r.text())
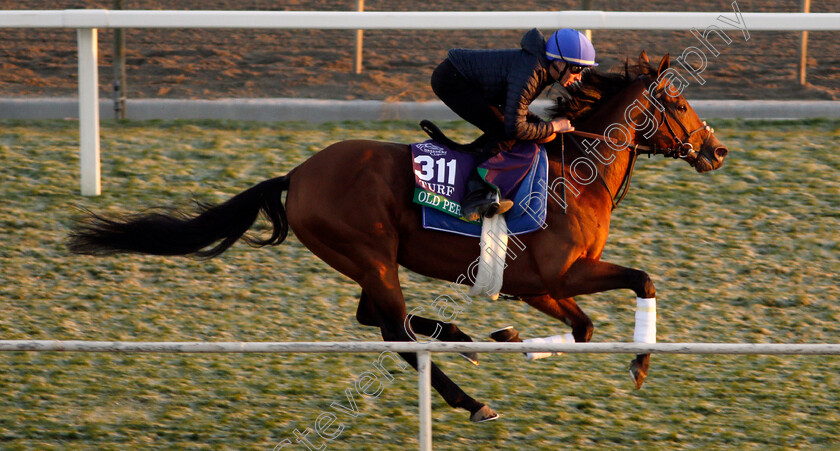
top-left (545, 28), bottom-right (598, 66)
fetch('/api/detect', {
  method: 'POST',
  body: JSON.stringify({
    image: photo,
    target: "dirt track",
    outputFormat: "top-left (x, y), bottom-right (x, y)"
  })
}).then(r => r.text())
top-left (1, 0), bottom-right (838, 102)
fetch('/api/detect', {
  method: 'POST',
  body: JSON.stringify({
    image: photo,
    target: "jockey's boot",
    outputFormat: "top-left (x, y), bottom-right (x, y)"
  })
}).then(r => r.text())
top-left (461, 171), bottom-right (513, 222)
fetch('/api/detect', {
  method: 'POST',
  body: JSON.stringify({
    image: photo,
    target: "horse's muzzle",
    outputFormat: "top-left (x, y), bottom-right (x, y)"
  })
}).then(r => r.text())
top-left (694, 134), bottom-right (728, 172)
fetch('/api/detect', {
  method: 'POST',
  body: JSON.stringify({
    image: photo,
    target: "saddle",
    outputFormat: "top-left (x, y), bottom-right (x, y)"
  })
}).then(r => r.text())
top-left (419, 120), bottom-right (495, 156)
top-left (410, 121), bottom-right (549, 237)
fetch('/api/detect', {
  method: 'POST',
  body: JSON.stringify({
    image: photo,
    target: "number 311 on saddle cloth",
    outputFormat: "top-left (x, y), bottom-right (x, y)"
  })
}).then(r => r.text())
top-left (410, 139), bottom-right (549, 237)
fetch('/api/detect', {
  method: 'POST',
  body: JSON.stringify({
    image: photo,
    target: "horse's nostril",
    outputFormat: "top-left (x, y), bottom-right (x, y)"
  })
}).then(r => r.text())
top-left (715, 147), bottom-right (729, 159)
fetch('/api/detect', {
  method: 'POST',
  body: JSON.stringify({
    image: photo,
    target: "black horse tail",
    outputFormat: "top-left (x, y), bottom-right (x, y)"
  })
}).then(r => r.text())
top-left (68, 175), bottom-right (291, 259)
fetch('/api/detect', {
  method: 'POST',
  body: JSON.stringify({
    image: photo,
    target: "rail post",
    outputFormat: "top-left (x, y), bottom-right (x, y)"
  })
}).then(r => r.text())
top-left (798, 0), bottom-right (810, 85)
top-left (417, 350), bottom-right (432, 451)
top-left (354, 0), bottom-right (364, 74)
top-left (77, 27), bottom-right (101, 196)
top-left (113, 0), bottom-right (127, 119)
top-left (582, 0), bottom-right (592, 41)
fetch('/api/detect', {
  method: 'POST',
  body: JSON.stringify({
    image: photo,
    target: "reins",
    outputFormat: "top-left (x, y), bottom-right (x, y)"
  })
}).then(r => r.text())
top-left (567, 112), bottom-right (713, 161)
top-left (563, 133), bottom-right (639, 211)
top-left (569, 129), bottom-right (656, 156)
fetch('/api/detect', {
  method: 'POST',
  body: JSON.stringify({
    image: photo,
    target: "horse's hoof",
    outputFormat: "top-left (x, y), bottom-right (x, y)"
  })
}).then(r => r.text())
top-left (460, 352), bottom-right (479, 366)
top-left (470, 405), bottom-right (500, 423)
top-left (489, 326), bottom-right (522, 343)
top-left (629, 354), bottom-right (650, 390)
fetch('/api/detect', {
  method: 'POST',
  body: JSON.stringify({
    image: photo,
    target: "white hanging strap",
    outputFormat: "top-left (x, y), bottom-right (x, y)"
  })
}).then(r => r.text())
top-left (468, 214), bottom-right (508, 300)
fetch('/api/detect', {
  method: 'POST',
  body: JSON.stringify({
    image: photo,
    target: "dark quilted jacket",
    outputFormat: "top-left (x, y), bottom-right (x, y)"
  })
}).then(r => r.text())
top-left (447, 28), bottom-right (555, 141)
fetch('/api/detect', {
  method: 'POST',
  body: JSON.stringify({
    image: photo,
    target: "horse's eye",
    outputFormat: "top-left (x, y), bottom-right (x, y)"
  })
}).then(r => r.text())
top-left (676, 105), bottom-right (688, 113)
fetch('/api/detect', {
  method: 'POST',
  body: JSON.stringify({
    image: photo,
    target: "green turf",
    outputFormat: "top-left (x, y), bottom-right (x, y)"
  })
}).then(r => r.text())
top-left (1, 119), bottom-right (839, 449)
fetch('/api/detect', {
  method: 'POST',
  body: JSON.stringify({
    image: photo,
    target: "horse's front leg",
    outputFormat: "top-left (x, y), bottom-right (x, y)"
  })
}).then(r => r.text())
top-left (546, 257), bottom-right (656, 389)
top-left (521, 295), bottom-right (594, 343)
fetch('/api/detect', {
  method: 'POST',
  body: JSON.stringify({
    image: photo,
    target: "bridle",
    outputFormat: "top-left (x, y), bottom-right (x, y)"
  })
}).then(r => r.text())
top-left (656, 100), bottom-right (715, 160)
top-left (568, 107), bottom-right (714, 161)
top-left (558, 83), bottom-right (715, 210)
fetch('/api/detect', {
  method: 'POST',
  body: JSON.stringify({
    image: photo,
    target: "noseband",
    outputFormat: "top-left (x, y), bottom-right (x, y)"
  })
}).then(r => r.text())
top-left (658, 105), bottom-right (715, 160)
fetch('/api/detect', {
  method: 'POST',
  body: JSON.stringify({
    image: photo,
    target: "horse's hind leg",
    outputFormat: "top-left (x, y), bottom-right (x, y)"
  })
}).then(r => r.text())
top-left (406, 315), bottom-right (480, 365)
top-left (305, 242), bottom-right (494, 421)
top-left (522, 295), bottom-right (594, 343)
top-left (355, 267), bottom-right (495, 421)
top-left (285, 164), bottom-right (492, 419)
top-left (356, 291), bottom-right (479, 364)
top-left (357, 290), bottom-right (474, 341)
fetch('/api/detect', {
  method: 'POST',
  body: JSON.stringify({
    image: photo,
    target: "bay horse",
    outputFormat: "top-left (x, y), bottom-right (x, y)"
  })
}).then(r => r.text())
top-left (68, 53), bottom-right (728, 422)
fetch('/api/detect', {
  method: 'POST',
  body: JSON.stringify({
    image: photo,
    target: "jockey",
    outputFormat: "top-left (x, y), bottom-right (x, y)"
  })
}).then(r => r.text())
top-left (431, 28), bottom-right (598, 222)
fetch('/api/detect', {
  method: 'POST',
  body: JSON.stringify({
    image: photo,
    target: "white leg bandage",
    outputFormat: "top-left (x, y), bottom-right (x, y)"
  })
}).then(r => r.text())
top-left (524, 333), bottom-right (575, 360)
top-left (633, 297), bottom-right (657, 343)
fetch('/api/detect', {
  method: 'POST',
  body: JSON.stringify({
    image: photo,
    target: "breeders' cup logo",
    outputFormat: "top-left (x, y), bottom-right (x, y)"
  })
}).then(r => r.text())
top-left (416, 142), bottom-right (446, 156)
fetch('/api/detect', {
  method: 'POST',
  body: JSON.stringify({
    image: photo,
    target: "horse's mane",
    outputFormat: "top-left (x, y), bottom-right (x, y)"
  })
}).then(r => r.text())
top-left (549, 58), bottom-right (656, 122)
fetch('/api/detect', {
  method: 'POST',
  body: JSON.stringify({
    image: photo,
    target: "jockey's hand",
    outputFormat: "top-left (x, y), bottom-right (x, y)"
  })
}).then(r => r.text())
top-left (551, 118), bottom-right (575, 133)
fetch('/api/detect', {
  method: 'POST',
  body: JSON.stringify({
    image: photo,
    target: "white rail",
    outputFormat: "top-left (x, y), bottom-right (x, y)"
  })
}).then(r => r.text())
top-left (3, 340), bottom-right (839, 451)
top-left (3, 10), bottom-right (840, 195)
top-left (3, 340), bottom-right (840, 354)
top-left (2, 10), bottom-right (840, 31)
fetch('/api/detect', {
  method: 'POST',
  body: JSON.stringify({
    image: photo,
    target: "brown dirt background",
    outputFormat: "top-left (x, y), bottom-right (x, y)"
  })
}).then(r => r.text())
top-left (1, 0), bottom-right (838, 102)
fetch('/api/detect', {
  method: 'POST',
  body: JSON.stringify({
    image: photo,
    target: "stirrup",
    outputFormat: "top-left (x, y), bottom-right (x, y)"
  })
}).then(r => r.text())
top-left (463, 193), bottom-right (513, 222)
top-left (490, 326), bottom-right (522, 342)
top-left (487, 198), bottom-right (513, 218)
top-left (483, 191), bottom-right (513, 219)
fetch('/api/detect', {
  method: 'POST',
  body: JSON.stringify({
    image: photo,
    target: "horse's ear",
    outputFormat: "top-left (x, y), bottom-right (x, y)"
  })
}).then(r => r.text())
top-left (657, 54), bottom-right (671, 76)
top-left (639, 51), bottom-right (650, 67)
